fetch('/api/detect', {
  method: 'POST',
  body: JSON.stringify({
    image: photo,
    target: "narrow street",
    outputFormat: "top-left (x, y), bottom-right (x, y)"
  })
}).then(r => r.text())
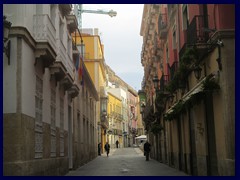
top-left (66, 147), bottom-right (188, 176)
top-left (3, 4), bottom-right (235, 176)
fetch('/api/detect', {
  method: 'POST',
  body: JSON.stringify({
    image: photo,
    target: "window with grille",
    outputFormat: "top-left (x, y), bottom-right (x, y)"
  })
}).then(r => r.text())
top-left (172, 30), bottom-right (177, 50)
top-left (182, 4), bottom-right (189, 30)
top-left (166, 44), bottom-right (169, 64)
top-left (50, 88), bottom-right (56, 157)
top-left (60, 97), bottom-right (64, 156)
top-left (35, 75), bottom-right (43, 158)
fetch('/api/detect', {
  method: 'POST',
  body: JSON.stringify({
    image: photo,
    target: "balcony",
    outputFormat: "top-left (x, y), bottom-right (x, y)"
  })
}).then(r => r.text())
top-left (68, 83), bottom-right (79, 98)
top-left (187, 15), bottom-right (209, 44)
top-left (142, 103), bottom-right (154, 123)
top-left (33, 14), bottom-right (57, 68)
top-left (56, 39), bottom-right (67, 68)
top-left (66, 54), bottom-right (75, 81)
top-left (59, 4), bottom-right (72, 16)
top-left (100, 115), bottom-right (109, 129)
top-left (61, 73), bottom-right (73, 91)
top-left (160, 75), bottom-right (169, 91)
top-left (49, 61), bottom-right (67, 82)
top-left (33, 14), bottom-right (56, 51)
top-left (170, 61), bottom-right (178, 80)
top-left (66, 15), bottom-right (78, 34)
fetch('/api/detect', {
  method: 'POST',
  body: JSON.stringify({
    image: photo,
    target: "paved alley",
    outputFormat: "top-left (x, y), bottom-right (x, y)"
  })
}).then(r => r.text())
top-left (66, 147), bottom-right (188, 176)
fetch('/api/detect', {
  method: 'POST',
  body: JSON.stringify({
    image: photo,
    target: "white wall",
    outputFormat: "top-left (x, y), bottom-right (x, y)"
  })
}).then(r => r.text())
top-left (3, 5), bottom-right (36, 36)
top-left (3, 38), bottom-right (17, 113)
top-left (21, 40), bottom-right (36, 117)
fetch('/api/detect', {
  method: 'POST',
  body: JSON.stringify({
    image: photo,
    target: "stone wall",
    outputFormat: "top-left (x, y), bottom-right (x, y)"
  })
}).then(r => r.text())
top-left (3, 113), bottom-right (69, 176)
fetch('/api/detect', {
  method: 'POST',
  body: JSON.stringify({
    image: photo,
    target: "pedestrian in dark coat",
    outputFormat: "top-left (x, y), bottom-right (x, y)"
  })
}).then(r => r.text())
top-left (104, 142), bottom-right (110, 157)
top-left (144, 141), bottom-right (151, 161)
top-left (116, 140), bottom-right (119, 148)
top-left (98, 142), bottom-right (101, 156)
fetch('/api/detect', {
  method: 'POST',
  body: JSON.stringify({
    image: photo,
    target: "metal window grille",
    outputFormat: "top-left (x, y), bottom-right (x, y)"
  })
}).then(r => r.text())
top-left (35, 75), bottom-right (43, 158)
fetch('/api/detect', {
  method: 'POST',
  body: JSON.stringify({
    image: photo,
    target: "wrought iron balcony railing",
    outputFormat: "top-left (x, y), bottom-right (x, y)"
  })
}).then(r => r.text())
top-left (160, 75), bottom-right (169, 91)
top-left (187, 15), bottom-right (209, 44)
top-left (170, 61), bottom-right (179, 80)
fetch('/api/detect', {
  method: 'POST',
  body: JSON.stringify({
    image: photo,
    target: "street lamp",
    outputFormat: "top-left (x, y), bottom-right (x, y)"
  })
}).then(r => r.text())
top-left (3, 16), bottom-right (12, 65)
top-left (140, 103), bottom-right (146, 114)
top-left (101, 96), bottom-right (108, 116)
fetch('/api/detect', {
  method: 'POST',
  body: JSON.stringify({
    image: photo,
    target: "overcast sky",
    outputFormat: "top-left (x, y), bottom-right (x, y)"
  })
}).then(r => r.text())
top-left (81, 4), bottom-right (144, 91)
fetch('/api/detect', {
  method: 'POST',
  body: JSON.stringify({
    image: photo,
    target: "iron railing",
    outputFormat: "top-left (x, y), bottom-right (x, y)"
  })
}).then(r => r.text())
top-left (187, 15), bottom-right (209, 44)
top-left (170, 61), bottom-right (179, 80)
top-left (160, 75), bottom-right (169, 91)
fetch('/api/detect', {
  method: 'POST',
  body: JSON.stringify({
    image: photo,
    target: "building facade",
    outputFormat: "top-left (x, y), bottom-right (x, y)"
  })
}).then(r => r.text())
top-left (107, 91), bottom-right (123, 148)
top-left (106, 65), bottom-right (144, 147)
top-left (127, 89), bottom-right (139, 146)
top-left (72, 28), bottom-right (108, 153)
top-left (140, 4), bottom-right (235, 176)
top-left (3, 4), bottom-right (99, 175)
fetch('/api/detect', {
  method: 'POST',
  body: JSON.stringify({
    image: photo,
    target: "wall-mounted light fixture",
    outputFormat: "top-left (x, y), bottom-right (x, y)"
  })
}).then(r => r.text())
top-left (3, 16), bottom-right (12, 65)
top-left (167, 94), bottom-right (174, 103)
top-left (193, 65), bottom-right (202, 80)
top-left (216, 39), bottom-right (224, 71)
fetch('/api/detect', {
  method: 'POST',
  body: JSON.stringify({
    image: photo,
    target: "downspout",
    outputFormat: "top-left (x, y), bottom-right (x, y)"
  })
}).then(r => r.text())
top-left (177, 4), bottom-right (183, 171)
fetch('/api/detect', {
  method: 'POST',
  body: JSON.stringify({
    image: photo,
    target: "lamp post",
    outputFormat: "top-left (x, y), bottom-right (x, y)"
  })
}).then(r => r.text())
top-left (3, 16), bottom-right (12, 65)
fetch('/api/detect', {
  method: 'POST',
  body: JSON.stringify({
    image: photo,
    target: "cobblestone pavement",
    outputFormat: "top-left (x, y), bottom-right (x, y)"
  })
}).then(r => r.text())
top-left (65, 147), bottom-right (189, 176)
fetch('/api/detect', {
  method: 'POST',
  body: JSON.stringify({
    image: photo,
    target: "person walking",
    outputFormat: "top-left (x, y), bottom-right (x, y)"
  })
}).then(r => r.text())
top-left (116, 140), bottom-right (119, 148)
top-left (98, 142), bottom-right (101, 156)
top-left (144, 141), bottom-right (151, 161)
top-left (104, 142), bottom-right (110, 157)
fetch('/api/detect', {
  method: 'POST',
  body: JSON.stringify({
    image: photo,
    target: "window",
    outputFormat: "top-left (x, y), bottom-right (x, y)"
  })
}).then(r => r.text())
top-left (182, 4), bottom-right (189, 30)
top-left (166, 43), bottom-right (169, 64)
top-left (172, 30), bottom-right (177, 50)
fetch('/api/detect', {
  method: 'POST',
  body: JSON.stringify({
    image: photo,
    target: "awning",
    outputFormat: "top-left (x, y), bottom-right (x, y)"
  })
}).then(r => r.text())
top-left (135, 135), bottom-right (147, 139)
top-left (165, 75), bottom-right (210, 114)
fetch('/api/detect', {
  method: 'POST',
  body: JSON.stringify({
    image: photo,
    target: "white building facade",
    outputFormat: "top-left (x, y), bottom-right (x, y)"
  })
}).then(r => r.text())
top-left (3, 4), bottom-right (98, 175)
top-left (107, 86), bottom-right (129, 147)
